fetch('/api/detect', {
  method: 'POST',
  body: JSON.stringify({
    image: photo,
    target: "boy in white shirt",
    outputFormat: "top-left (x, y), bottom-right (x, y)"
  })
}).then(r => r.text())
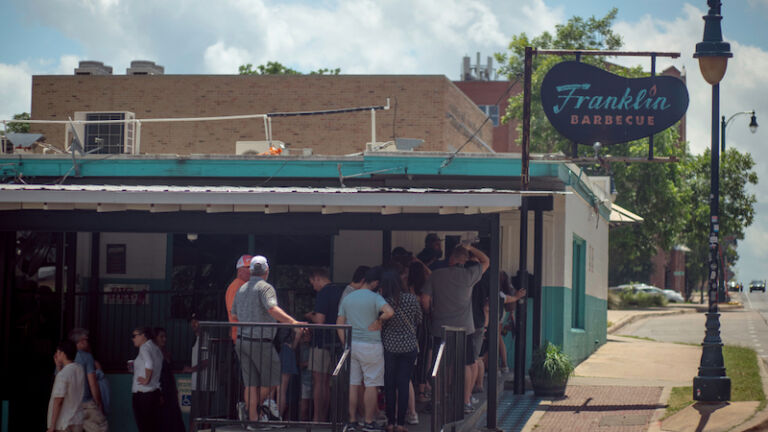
top-left (48, 340), bottom-right (85, 432)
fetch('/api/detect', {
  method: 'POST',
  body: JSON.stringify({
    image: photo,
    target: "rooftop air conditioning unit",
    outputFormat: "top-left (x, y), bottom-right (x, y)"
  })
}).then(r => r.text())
top-left (236, 141), bottom-right (285, 155)
top-left (366, 138), bottom-right (424, 152)
top-left (68, 111), bottom-right (137, 155)
top-left (74, 61), bottom-right (113, 75)
top-left (126, 60), bottom-right (165, 75)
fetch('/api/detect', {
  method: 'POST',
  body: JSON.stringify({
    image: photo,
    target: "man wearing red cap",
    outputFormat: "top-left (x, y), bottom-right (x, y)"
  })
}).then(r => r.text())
top-left (227, 255), bottom-right (253, 343)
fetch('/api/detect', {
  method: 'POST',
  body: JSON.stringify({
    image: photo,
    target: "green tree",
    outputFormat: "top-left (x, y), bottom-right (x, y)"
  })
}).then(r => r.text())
top-left (495, 9), bottom-right (758, 287)
top-left (496, 8), bottom-right (623, 154)
top-left (607, 128), bottom-right (690, 285)
top-left (238, 61), bottom-right (340, 75)
top-left (680, 149), bottom-right (758, 291)
top-left (3, 112), bottom-right (30, 134)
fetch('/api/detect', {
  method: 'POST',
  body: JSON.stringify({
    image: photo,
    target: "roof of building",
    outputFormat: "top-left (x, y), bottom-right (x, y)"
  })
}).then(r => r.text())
top-left (0, 183), bottom-right (566, 215)
top-left (0, 152), bottom-right (615, 220)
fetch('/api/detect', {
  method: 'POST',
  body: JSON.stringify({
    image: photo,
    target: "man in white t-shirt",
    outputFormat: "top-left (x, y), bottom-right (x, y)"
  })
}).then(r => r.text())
top-left (48, 340), bottom-right (85, 432)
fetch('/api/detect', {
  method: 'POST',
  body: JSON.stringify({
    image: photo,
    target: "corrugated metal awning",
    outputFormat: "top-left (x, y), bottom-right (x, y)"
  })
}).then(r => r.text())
top-left (0, 183), bottom-right (564, 215)
top-left (610, 202), bottom-right (644, 225)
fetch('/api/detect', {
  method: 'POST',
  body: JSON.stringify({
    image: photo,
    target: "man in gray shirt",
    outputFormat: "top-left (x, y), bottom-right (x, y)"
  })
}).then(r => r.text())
top-left (231, 255), bottom-right (300, 426)
top-left (421, 244), bottom-right (489, 414)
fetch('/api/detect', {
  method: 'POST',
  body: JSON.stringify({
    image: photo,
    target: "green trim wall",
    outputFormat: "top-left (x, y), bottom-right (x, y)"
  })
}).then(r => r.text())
top-left (0, 154), bottom-right (562, 180)
top-left (541, 285), bottom-right (607, 366)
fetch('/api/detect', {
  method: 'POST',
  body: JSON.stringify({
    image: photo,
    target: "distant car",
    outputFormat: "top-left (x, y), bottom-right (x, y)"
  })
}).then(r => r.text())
top-left (662, 289), bottom-right (685, 303)
top-left (727, 281), bottom-right (740, 292)
top-left (614, 283), bottom-right (683, 303)
top-left (749, 280), bottom-right (766, 292)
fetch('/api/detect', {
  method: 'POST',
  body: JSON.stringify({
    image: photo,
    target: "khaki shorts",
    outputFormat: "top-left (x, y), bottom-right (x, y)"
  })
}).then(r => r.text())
top-left (308, 347), bottom-right (333, 373)
top-left (81, 400), bottom-right (108, 432)
top-left (236, 339), bottom-right (281, 388)
top-left (350, 341), bottom-right (384, 387)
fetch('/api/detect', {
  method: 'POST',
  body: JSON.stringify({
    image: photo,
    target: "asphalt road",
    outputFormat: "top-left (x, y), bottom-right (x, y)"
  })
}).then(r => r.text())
top-left (619, 290), bottom-right (768, 359)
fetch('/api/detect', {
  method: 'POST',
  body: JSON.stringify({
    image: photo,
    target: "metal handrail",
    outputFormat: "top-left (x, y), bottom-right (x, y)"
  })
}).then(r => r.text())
top-left (431, 342), bottom-right (445, 379)
top-left (332, 348), bottom-right (351, 377)
top-left (193, 320), bottom-right (352, 432)
top-left (202, 321), bottom-right (351, 330)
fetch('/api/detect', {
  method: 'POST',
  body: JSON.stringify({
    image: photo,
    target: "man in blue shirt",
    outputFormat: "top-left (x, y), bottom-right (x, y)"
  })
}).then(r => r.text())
top-left (337, 267), bottom-right (394, 431)
top-left (69, 328), bottom-right (109, 432)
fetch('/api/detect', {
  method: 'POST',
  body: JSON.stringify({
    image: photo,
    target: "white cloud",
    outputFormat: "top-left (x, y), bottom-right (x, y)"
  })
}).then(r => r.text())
top-left (204, 42), bottom-right (250, 74)
top-left (0, 62), bottom-right (32, 122)
top-left (0, 55), bottom-right (82, 121)
top-left (7, 0), bottom-right (565, 77)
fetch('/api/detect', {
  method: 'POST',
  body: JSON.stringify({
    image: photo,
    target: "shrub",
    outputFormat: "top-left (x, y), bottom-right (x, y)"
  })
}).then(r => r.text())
top-left (617, 288), bottom-right (667, 308)
top-left (529, 342), bottom-right (574, 384)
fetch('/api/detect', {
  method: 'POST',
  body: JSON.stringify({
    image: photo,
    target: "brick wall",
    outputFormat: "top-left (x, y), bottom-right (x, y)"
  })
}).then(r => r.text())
top-left (31, 75), bottom-right (492, 156)
top-left (453, 80), bottom-right (522, 153)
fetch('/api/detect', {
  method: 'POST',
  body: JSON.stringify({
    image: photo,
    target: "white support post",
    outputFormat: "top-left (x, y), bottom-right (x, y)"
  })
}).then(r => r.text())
top-left (371, 108), bottom-right (376, 146)
top-left (135, 120), bottom-right (142, 154)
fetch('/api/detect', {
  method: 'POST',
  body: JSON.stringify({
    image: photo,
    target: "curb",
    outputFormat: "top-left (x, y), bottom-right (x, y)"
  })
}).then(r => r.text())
top-left (607, 308), bottom-right (696, 335)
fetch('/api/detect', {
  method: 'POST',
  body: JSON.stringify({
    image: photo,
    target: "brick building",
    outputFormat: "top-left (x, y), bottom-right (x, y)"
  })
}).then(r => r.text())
top-left (31, 74), bottom-right (492, 156)
top-left (452, 80), bottom-right (521, 152)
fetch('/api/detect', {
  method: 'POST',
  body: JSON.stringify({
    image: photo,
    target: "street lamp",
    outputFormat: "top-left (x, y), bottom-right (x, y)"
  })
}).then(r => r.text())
top-left (722, 110), bottom-right (758, 153)
top-left (718, 111), bottom-right (757, 301)
top-left (693, 0), bottom-right (732, 403)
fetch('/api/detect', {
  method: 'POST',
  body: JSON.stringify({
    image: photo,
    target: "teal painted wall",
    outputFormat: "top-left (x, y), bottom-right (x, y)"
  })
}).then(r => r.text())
top-left (0, 155), bottom-right (560, 180)
top-left (541, 285), bottom-right (607, 366)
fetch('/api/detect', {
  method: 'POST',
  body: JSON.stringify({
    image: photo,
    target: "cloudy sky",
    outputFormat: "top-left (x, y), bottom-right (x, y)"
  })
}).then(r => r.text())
top-left (1, 0), bottom-right (767, 283)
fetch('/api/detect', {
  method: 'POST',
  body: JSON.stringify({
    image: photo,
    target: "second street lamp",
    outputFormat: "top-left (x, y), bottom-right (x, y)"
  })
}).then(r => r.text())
top-left (718, 111), bottom-right (758, 302)
top-left (722, 110), bottom-right (758, 153)
top-left (692, 0), bottom-right (732, 403)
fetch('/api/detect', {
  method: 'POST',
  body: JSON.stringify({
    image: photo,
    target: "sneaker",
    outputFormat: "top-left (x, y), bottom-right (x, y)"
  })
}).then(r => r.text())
top-left (463, 403), bottom-right (475, 414)
top-left (344, 423), bottom-right (357, 432)
top-left (376, 412), bottom-right (388, 424)
top-left (237, 401), bottom-right (248, 422)
top-left (470, 396), bottom-right (479, 405)
top-left (500, 366), bottom-right (510, 374)
top-left (362, 422), bottom-right (383, 432)
top-left (262, 399), bottom-right (280, 420)
top-left (258, 410), bottom-right (285, 429)
top-left (406, 412), bottom-right (419, 425)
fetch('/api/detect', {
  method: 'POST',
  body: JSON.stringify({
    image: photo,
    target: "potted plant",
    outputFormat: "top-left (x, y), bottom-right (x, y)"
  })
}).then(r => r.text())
top-left (528, 342), bottom-right (574, 397)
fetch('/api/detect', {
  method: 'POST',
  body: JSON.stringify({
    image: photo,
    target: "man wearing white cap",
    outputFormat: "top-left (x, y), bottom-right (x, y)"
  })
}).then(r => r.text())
top-left (231, 255), bottom-right (300, 429)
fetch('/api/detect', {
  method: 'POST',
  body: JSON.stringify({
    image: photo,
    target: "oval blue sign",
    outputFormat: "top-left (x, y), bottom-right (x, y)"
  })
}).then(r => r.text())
top-left (541, 61), bottom-right (689, 145)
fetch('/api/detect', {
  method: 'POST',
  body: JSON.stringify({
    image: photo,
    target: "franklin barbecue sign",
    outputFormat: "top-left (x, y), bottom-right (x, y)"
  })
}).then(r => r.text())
top-left (541, 61), bottom-right (689, 145)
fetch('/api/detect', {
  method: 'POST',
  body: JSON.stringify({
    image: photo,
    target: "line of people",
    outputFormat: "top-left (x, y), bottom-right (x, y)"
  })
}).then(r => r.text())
top-left (44, 232), bottom-right (525, 432)
top-left (225, 233), bottom-right (525, 432)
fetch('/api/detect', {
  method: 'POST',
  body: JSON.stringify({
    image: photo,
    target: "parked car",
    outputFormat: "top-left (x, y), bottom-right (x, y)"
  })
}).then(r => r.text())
top-left (749, 280), bottom-right (766, 292)
top-left (727, 280), bottom-right (741, 292)
top-left (613, 283), bottom-right (684, 303)
top-left (662, 289), bottom-right (685, 303)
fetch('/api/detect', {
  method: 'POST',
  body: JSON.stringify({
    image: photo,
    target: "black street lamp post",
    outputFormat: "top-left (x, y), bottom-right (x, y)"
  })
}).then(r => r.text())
top-left (722, 111), bottom-right (758, 154)
top-left (717, 111), bottom-right (758, 301)
top-left (693, 0), bottom-right (733, 402)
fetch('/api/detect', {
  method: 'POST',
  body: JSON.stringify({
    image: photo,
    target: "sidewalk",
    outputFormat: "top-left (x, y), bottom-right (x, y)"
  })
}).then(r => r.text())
top-left (489, 302), bottom-right (768, 432)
